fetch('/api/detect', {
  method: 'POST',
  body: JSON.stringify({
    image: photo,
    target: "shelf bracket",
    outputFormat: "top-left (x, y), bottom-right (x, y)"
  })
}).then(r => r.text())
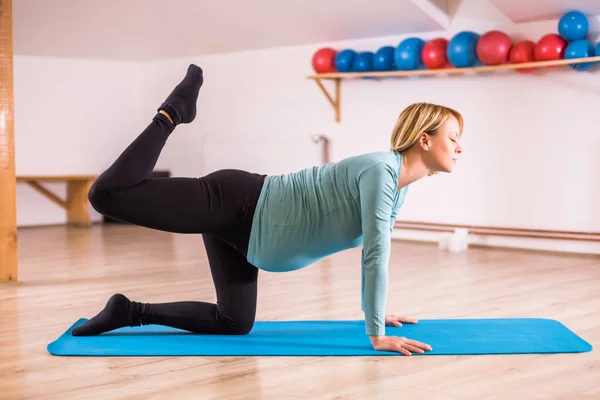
top-left (313, 78), bottom-right (341, 122)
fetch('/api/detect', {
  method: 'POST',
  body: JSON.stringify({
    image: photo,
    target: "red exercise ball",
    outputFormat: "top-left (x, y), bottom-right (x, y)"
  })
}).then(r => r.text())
top-left (476, 30), bottom-right (513, 65)
top-left (422, 38), bottom-right (449, 69)
top-left (312, 48), bottom-right (338, 73)
top-left (534, 33), bottom-right (567, 61)
top-left (509, 40), bottom-right (536, 73)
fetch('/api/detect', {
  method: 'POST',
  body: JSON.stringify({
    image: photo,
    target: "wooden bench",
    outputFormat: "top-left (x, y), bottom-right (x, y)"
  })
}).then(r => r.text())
top-left (17, 175), bottom-right (98, 227)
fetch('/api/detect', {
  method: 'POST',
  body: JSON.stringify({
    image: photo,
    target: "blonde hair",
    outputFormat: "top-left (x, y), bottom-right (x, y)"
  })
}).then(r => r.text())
top-left (390, 102), bottom-right (464, 176)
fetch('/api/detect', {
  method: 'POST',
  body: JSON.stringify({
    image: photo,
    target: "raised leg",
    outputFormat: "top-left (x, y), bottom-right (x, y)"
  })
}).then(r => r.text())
top-left (88, 64), bottom-right (208, 233)
top-left (91, 63), bottom-right (202, 192)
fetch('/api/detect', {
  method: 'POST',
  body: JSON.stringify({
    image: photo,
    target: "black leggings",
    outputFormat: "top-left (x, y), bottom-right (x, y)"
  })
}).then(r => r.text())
top-left (89, 113), bottom-right (266, 334)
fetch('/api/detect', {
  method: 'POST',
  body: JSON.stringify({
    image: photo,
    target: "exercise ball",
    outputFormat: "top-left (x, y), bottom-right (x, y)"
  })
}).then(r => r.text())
top-left (335, 49), bottom-right (356, 73)
top-left (476, 30), bottom-right (513, 65)
top-left (558, 11), bottom-right (589, 41)
top-left (353, 51), bottom-right (375, 72)
top-left (534, 33), bottom-right (567, 61)
top-left (312, 47), bottom-right (338, 73)
top-left (447, 31), bottom-right (480, 67)
top-left (421, 38), bottom-right (448, 69)
top-left (422, 38), bottom-right (449, 69)
top-left (395, 37), bottom-right (425, 70)
top-left (564, 39), bottom-right (595, 71)
top-left (373, 46), bottom-right (396, 71)
top-left (509, 40), bottom-right (536, 73)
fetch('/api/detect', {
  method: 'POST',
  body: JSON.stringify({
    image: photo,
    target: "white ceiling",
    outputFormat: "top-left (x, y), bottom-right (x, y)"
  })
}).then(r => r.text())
top-left (13, 0), bottom-right (450, 61)
top-left (11, 0), bottom-right (600, 61)
top-left (487, 0), bottom-right (600, 23)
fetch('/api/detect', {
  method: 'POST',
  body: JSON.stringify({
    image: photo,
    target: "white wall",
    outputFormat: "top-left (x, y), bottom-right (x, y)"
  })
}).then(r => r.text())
top-left (14, 56), bottom-right (144, 226)
top-left (138, 16), bottom-right (600, 254)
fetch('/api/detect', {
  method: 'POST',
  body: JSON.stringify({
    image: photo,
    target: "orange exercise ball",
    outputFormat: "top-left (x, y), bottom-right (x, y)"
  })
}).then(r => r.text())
top-left (509, 40), bottom-right (536, 74)
top-left (312, 48), bottom-right (338, 73)
top-left (476, 30), bottom-right (513, 65)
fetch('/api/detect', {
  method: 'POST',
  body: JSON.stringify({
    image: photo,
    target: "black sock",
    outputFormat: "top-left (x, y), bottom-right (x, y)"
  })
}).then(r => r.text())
top-left (72, 293), bottom-right (140, 336)
top-left (157, 64), bottom-right (203, 126)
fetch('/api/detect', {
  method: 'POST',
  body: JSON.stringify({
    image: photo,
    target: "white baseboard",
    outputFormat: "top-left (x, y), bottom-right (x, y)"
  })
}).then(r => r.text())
top-left (391, 229), bottom-right (600, 255)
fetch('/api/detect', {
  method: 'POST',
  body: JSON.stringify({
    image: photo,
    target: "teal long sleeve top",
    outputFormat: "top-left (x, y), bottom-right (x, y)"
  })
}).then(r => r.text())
top-left (247, 150), bottom-right (407, 336)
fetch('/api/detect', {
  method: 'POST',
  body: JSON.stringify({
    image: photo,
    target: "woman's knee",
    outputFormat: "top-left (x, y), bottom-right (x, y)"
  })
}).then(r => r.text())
top-left (230, 317), bottom-right (255, 335)
top-left (87, 180), bottom-right (114, 216)
top-left (219, 310), bottom-right (255, 335)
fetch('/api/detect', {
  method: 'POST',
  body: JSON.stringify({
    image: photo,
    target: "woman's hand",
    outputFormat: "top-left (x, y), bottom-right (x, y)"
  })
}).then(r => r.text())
top-left (369, 315), bottom-right (430, 356)
top-left (385, 314), bottom-right (418, 327)
top-left (370, 335), bottom-right (432, 356)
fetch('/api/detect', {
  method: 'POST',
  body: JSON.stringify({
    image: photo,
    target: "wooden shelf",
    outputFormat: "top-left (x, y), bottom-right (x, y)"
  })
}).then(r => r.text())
top-left (308, 56), bottom-right (600, 122)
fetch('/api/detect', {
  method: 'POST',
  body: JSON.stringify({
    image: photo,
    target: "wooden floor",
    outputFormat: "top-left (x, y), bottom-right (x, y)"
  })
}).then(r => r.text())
top-left (1, 224), bottom-right (599, 399)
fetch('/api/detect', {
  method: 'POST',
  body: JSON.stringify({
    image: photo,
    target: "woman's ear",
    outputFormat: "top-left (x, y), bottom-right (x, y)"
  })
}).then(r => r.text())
top-left (419, 133), bottom-right (430, 151)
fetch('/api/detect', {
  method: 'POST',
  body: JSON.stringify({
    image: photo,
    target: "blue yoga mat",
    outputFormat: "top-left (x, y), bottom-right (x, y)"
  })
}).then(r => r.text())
top-left (47, 318), bottom-right (592, 356)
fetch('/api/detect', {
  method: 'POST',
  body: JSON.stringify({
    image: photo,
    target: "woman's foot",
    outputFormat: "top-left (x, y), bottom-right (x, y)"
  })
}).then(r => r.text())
top-left (72, 293), bottom-right (135, 336)
top-left (157, 64), bottom-right (203, 126)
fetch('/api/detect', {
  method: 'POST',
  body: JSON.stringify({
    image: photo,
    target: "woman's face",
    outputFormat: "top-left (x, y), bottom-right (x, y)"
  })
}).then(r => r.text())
top-left (424, 116), bottom-right (463, 173)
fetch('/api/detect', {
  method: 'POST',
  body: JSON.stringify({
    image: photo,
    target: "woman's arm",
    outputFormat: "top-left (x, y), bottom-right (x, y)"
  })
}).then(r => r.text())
top-left (357, 163), bottom-right (395, 337)
top-left (358, 164), bottom-right (432, 356)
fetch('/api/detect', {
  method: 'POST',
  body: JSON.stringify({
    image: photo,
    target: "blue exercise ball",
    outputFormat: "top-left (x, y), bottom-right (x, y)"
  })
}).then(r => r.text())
top-left (353, 51), bottom-right (375, 72)
top-left (395, 37), bottom-right (425, 70)
top-left (558, 11), bottom-right (589, 41)
top-left (596, 42), bottom-right (600, 57)
top-left (335, 49), bottom-right (356, 73)
top-left (447, 31), bottom-right (480, 67)
top-left (373, 46), bottom-right (396, 71)
top-left (564, 39), bottom-right (595, 71)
